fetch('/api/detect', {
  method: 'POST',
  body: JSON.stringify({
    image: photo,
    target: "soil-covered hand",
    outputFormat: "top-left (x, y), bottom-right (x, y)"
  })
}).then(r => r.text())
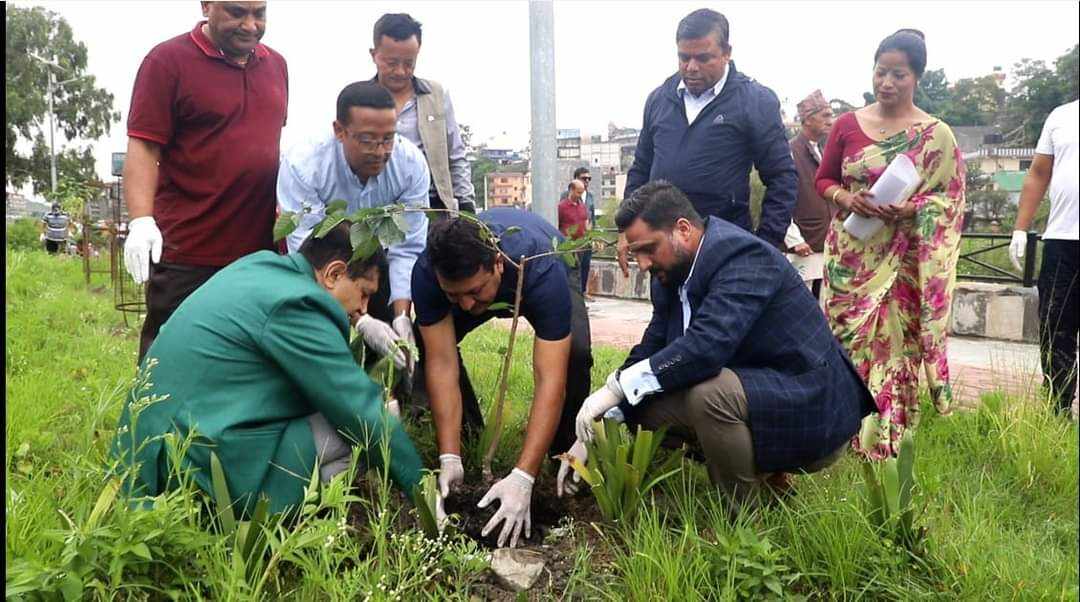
top-left (478, 468), bottom-right (534, 548)
top-left (556, 439), bottom-right (587, 497)
top-left (438, 453), bottom-right (464, 497)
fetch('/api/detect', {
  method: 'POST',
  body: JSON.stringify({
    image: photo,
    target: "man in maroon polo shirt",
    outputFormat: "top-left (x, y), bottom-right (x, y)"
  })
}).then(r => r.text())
top-left (558, 179), bottom-right (591, 295)
top-left (122, 1), bottom-right (288, 362)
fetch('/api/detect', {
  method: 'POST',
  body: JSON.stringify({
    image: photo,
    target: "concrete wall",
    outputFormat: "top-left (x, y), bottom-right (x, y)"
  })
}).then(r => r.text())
top-left (586, 259), bottom-right (1039, 344)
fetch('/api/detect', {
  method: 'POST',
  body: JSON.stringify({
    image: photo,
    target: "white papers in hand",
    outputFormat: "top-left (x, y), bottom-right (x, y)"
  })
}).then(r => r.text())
top-left (843, 153), bottom-right (922, 241)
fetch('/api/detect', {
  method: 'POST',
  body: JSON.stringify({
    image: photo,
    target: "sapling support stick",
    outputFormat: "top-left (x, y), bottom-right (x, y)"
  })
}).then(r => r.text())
top-left (481, 254), bottom-right (528, 483)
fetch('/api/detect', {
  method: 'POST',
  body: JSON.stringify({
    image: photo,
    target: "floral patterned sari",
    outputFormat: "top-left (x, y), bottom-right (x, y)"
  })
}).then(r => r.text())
top-left (823, 119), bottom-right (966, 458)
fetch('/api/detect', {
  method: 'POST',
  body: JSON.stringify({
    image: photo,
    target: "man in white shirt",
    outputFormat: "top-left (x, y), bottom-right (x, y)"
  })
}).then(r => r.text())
top-left (1010, 99), bottom-right (1079, 416)
top-left (278, 82), bottom-right (430, 386)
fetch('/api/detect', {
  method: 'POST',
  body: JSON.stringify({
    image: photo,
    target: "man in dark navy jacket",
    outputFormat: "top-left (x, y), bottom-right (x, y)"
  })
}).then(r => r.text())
top-left (558, 181), bottom-right (874, 508)
top-left (618, 8), bottom-right (797, 276)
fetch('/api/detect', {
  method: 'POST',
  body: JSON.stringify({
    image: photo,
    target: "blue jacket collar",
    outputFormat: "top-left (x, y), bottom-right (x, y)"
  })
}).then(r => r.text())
top-left (662, 61), bottom-right (744, 104)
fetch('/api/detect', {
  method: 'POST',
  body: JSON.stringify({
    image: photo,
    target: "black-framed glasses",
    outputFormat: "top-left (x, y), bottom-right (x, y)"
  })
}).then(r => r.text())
top-left (346, 130), bottom-right (396, 151)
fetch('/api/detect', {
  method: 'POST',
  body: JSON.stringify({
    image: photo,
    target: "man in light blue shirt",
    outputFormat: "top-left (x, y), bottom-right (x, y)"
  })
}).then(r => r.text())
top-left (278, 81), bottom-right (430, 372)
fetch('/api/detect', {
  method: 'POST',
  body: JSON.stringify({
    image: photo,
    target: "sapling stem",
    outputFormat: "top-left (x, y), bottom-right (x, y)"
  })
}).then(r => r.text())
top-left (481, 254), bottom-right (528, 483)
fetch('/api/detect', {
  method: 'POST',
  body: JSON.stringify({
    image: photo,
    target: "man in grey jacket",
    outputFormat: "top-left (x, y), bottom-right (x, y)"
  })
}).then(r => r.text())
top-left (369, 13), bottom-right (475, 214)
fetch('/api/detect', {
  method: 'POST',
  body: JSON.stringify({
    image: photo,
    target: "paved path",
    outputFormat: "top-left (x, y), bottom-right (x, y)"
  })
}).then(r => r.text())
top-left (498, 296), bottom-right (1076, 413)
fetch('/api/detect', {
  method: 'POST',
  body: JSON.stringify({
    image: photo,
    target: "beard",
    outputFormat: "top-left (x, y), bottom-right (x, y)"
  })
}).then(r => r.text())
top-left (650, 241), bottom-right (694, 286)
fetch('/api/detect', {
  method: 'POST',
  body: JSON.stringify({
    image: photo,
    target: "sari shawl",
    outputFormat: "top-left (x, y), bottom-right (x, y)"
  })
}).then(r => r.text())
top-left (822, 119), bottom-right (966, 458)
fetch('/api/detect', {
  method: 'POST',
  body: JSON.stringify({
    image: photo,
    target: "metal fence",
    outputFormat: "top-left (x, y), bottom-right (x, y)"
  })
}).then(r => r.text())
top-left (586, 227), bottom-right (1042, 287)
top-left (957, 230), bottom-right (1040, 287)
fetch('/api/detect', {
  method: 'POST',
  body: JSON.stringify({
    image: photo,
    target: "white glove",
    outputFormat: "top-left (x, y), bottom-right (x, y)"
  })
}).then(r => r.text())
top-left (557, 439), bottom-right (587, 498)
top-left (123, 216), bottom-right (162, 284)
top-left (391, 313), bottom-right (415, 348)
top-left (478, 468), bottom-right (534, 548)
top-left (437, 453), bottom-right (464, 498)
top-left (384, 397), bottom-right (401, 419)
top-left (575, 371), bottom-right (625, 443)
top-left (435, 490), bottom-right (449, 534)
top-left (1008, 230), bottom-right (1027, 272)
top-left (391, 313), bottom-right (416, 375)
top-left (355, 314), bottom-right (407, 370)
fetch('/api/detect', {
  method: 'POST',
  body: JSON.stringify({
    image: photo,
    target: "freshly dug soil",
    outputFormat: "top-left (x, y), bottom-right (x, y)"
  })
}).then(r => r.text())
top-left (443, 475), bottom-right (606, 549)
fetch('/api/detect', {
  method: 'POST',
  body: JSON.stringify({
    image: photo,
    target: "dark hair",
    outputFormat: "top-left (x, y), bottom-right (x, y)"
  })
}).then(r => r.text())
top-left (874, 29), bottom-right (927, 78)
top-left (572, 166), bottom-right (591, 179)
top-left (299, 221), bottom-right (387, 280)
top-left (615, 180), bottom-right (703, 232)
top-left (426, 216), bottom-right (497, 281)
top-left (373, 13), bottom-right (422, 47)
top-left (336, 82), bottom-right (396, 125)
top-left (676, 8), bottom-right (730, 51)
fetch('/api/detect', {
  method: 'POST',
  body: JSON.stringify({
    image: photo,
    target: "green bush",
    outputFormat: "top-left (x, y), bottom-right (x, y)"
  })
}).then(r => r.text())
top-left (6, 218), bottom-right (41, 251)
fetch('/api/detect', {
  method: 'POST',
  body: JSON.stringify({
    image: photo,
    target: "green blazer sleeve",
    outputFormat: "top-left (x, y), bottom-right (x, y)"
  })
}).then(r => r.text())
top-left (259, 296), bottom-right (424, 496)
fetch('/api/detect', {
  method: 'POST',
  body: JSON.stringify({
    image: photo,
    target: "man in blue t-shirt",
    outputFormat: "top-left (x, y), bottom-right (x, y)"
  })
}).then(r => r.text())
top-left (411, 207), bottom-right (592, 548)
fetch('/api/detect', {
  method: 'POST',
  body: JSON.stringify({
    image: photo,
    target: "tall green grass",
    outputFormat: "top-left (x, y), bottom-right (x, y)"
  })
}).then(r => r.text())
top-left (6, 247), bottom-right (1078, 599)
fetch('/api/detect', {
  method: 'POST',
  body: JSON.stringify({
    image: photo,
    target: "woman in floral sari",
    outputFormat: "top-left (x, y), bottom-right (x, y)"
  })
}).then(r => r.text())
top-left (815, 29), bottom-right (965, 458)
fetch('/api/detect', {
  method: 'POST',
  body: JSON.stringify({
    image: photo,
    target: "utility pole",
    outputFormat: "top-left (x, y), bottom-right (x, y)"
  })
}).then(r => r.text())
top-left (528, 0), bottom-right (557, 227)
top-left (29, 53), bottom-right (88, 195)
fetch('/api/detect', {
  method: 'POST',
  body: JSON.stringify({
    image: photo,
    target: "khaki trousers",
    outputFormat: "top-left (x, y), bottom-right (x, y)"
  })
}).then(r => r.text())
top-left (630, 369), bottom-right (845, 506)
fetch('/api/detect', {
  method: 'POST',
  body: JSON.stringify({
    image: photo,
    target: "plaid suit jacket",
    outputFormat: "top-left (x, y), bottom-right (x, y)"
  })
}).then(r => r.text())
top-left (621, 217), bottom-right (874, 472)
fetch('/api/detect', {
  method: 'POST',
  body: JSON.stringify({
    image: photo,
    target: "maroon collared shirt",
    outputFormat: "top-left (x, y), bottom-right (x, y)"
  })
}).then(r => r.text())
top-left (127, 22), bottom-right (288, 266)
top-left (558, 197), bottom-right (588, 240)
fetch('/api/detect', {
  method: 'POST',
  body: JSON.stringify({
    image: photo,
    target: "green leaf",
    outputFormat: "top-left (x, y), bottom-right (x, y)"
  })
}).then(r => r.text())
top-left (350, 236), bottom-right (381, 263)
top-left (313, 213), bottom-right (347, 239)
top-left (60, 574), bottom-right (84, 602)
top-left (325, 199), bottom-right (349, 214)
top-left (897, 429), bottom-right (916, 513)
top-left (486, 302), bottom-right (514, 312)
top-left (882, 458), bottom-right (900, 518)
top-left (210, 451), bottom-right (237, 535)
top-left (272, 212), bottom-right (300, 242)
top-left (375, 216), bottom-right (406, 247)
top-left (391, 211), bottom-right (409, 233)
top-left (349, 221), bottom-right (372, 248)
top-left (129, 542), bottom-right (152, 561)
top-left (503, 226), bottom-right (522, 236)
top-left (86, 478), bottom-right (120, 530)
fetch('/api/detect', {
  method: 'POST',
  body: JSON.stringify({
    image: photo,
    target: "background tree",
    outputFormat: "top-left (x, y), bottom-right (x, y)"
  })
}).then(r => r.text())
top-left (1002, 45), bottom-right (1079, 145)
top-left (5, 5), bottom-right (119, 194)
top-left (939, 75), bottom-right (1006, 126)
top-left (915, 68), bottom-right (951, 115)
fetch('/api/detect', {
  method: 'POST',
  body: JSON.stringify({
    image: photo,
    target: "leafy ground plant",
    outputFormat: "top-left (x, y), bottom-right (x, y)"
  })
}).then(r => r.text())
top-left (562, 418), bottom-right (685, 523)
top-left (860, 429), bottom-right (925, 555)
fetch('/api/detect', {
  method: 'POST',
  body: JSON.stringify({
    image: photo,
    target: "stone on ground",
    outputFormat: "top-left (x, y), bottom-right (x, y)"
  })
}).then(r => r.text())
top-left (490, 548), bottom-right (546, 592)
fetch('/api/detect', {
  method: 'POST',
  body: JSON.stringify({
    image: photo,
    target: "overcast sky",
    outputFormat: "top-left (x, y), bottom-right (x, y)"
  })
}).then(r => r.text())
top-left (12, 0), bottom-right (1080, 187)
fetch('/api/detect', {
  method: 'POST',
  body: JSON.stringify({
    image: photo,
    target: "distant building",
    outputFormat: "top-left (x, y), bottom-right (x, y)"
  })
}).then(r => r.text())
top-left (556, 128), bottom-right (581, 160)
top-left (486, 167), bottom-right (531, 208)
top-left (6, 191), bottom-right (29, 220)
top-left (954, 124), bottom-right (1034, 204)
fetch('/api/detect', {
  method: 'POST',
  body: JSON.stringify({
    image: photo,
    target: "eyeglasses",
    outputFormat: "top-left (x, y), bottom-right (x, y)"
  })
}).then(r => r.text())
top-left (345, 130), bottom-right (396, 151)
top-left (581, 176), bottom-right (592, 181)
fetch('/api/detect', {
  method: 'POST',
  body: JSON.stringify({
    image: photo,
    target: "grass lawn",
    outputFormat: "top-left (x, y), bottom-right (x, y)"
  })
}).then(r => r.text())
top-left (6, 247), bottom-right (1078, 600)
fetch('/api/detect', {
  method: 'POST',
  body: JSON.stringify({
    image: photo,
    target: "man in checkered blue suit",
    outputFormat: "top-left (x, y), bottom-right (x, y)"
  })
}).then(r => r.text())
top-left (558, 180), bottom-right (875, 507)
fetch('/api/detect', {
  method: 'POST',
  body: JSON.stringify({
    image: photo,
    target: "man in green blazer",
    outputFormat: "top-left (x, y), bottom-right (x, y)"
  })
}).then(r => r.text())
top-left (111, 222), bottom-right (425, 516)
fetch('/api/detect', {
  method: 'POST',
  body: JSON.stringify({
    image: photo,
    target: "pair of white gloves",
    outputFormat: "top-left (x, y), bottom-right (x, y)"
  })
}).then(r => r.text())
top-left (437, 454), bottom-right (535, 548)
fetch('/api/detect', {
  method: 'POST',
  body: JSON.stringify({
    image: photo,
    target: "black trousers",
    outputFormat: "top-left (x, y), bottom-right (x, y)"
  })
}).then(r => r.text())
top-left (579, 249), bottom-right (592, 295)
top-left (406, 269), bottom-right (593, 457)
top-left (1037, 239), bottom-right (1079, 415)
top-left (138, 262), bottom-right (220, 363)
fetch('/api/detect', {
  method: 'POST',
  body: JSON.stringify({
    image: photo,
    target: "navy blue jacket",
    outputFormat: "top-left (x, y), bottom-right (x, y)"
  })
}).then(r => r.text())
top-left (624, 63), bottom-right (797, 248)
top-left (620, 217), bottom-right (874, 473)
